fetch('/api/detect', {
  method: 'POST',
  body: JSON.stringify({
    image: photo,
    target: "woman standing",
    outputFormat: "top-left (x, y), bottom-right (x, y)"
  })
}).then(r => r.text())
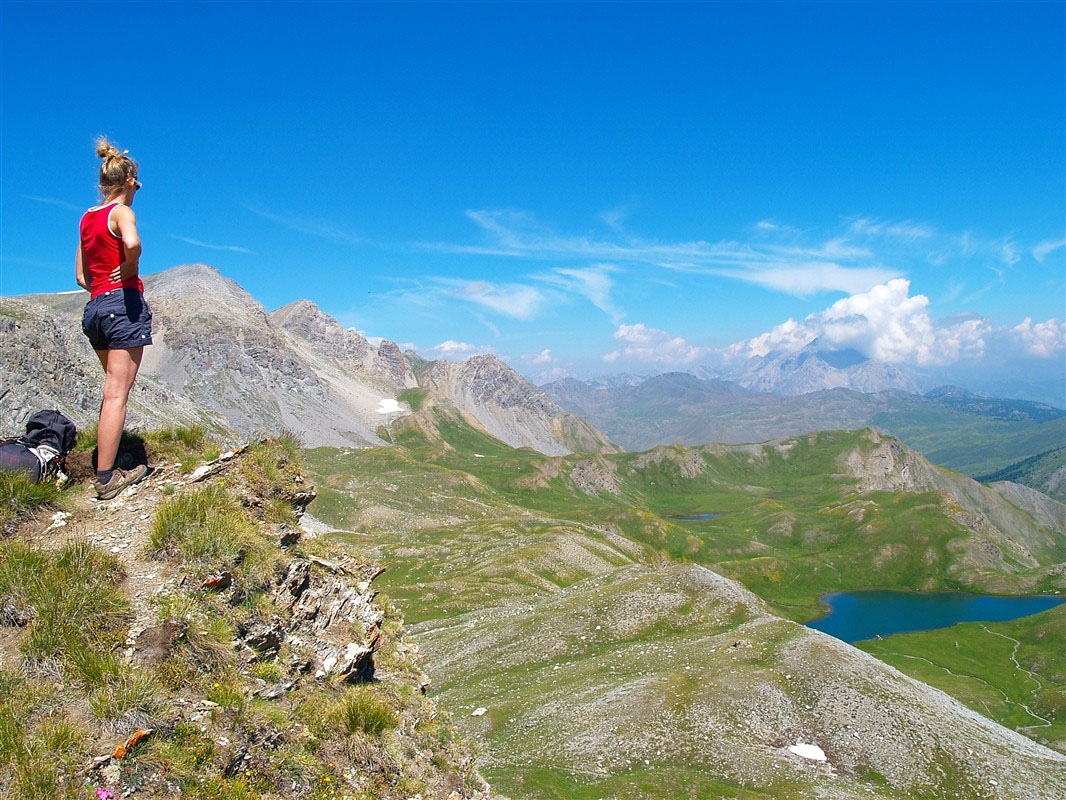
top-left (75, 137), bottom-right (151, 499)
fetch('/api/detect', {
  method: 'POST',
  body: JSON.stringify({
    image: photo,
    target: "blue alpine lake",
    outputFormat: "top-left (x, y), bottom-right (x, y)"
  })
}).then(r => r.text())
top-left (807, 590), bottom-right (1066, 643)
top-left (670, 512), bottom-right (721, 520)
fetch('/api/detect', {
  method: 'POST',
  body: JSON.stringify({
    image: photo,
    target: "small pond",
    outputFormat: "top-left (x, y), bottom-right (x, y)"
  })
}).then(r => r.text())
top-left (669, 512), bottom-right (721, 520)
top-left (807, 590), bottom-right (1066, 643)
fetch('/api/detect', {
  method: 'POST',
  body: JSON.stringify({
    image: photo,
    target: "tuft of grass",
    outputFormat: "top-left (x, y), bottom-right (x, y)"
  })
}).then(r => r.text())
top-left (151, 593), bottom-right (234, 675)
top-left (76, 423), bottom-right (220, 473)
top-left (144, 424), bottom-right (221, 472)
top-left (237, 435), bottom-right (304, 501)
top-left (0, 470), bottom-right (64, 528)
top-left (88, 671), bottom-right (163, 720)
top-left (332, 687), bottom-right (398, 737)
top-left (67, 646), bottom-right (121, 688)
top-left (0, 676), bottom-right (88, 799)
top-left (264, 497), bottom-right (299, 526)
top-left (148, 485), bottom-right (259, 566)
top-left (252, 660), bottom-right (284, 683)
top-left (0, 539), bottom-right (128, 664)
top-left (205, 673), bottom-right (246, 713)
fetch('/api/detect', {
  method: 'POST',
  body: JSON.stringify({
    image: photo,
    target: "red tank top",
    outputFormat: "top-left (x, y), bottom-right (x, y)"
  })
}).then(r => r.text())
top-left (80, 202), bottom-right (143, 298)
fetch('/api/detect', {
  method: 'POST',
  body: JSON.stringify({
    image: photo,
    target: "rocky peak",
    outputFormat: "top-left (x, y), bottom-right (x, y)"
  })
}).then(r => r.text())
top-left (426, 354), bottom-right (556, 412)
top-left (421, 354), bottom-right (614, 455)
top-left (147, 263), bottom-right (263, 320)
top-left (271, 299), bottom-right (371, 362)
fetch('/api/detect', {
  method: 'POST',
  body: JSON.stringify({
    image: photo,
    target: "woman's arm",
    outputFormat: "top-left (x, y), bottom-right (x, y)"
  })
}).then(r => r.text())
top-left (75, 242), bottom-right (90, 290)
top-left (109, 205), bottom-right (142, 282)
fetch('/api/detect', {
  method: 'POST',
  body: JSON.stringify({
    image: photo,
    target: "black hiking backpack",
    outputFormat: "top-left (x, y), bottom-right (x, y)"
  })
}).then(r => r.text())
top-left (0, 410), bottom-right (77, 483)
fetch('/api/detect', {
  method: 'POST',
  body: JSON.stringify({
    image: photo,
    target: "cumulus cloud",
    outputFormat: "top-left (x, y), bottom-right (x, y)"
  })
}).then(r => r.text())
top-left (729, 279), bottom-right (1063, 367)
top-left (522, 348), bottom-right (553, 365)
top-left (1011, 318), bottom-right (1066, 357)
top-left (609, 323), bottom-right (709, 366)
top-left (728, 279), bottom-right (988, 365)
top-left (433, 340), bottom-right (477, 355)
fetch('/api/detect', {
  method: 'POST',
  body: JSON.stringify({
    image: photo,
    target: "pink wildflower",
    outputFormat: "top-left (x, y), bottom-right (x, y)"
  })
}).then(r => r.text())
top-left (97, 789), bottom-right (116, 800)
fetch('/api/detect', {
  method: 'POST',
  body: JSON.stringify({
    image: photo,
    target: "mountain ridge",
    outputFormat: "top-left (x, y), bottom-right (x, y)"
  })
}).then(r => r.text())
top-left (1, 264), bottom-right (610, 456)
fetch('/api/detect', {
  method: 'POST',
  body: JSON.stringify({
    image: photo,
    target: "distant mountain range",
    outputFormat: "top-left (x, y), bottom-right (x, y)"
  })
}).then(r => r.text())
top-left (541, 371), bottom-right (1066, 497)
top-left (1, 264), bottom-right (610, 456)
top-left (728, 338), bottom-right (922, 395)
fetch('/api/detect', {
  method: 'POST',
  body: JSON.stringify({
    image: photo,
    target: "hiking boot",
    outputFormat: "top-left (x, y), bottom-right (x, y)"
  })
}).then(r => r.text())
top-left (95, 464), bottom-right (148, 500)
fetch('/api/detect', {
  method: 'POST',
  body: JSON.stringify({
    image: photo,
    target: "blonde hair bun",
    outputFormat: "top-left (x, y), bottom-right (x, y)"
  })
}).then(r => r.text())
top-left (95, 136), bottom-right (126, 161)
top-left (94, 136), bottom-right (138, 200)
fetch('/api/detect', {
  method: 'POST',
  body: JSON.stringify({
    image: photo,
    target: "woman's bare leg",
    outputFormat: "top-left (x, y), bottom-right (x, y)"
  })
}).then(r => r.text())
top-left (96, 346), bottom-right (143, 473)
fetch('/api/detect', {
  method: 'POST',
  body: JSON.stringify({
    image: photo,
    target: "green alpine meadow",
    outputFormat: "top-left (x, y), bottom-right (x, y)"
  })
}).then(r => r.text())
top-left (302, 398), bottom-right (1066, 799)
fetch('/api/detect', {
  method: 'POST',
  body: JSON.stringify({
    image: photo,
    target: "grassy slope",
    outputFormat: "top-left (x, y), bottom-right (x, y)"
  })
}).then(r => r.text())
top-left (856, 605), bottom-right (1066, 752)
top-left (308, 419), bottom-right (1063, 621)
top-left (302, 413), bottom-right (1066, 799)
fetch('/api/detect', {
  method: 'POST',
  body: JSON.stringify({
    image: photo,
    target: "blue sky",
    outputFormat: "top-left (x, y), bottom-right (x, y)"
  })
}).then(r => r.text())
top-left (2, 1), bottom-right (1063, 392)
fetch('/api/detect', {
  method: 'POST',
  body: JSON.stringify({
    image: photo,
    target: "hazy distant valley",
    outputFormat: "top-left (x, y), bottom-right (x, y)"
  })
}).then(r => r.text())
top-left (542, 373), bottom-right (1066, 501)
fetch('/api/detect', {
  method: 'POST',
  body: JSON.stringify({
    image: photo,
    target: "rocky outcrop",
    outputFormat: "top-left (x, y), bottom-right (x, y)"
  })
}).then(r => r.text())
top-left (273, 558), bottom-right (384, 682)
top-left (570, 456), bottom-right (620, 495)
top-left (421, 355), bottom-right (614, 455)
top-left (270, 298), bottom-right (415, 389)
top-left (4, 266), bottom-right (413, 447)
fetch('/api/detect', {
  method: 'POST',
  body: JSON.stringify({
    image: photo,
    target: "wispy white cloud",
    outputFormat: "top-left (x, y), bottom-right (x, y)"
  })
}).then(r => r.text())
top-left (473, 312), bottom-right (501, 337)
top-left (1033, 239), bottom-right (1066, 263)
top-left (422, 209), bottom-right (901, 296)
top-left (423, 210), bottom-right (1056, 300)
top-left (532, 264), bottom-right (625, 323)
top-left (242, 202), bottom-right (365, 244)
top-left (847, 217), bottom-right (936, 241)
top-left (599, 205), bottom-right (631, 233)
top-left (435, 278), bottom-right (545, 320)
top-left (171, 235), bottom-right (251, 254)
top-left (24, 194), bottom-right (82, 211)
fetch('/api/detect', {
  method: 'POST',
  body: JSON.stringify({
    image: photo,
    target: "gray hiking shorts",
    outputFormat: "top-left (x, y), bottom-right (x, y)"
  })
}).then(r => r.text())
top-left (82, 288), bottom-right (153, 350)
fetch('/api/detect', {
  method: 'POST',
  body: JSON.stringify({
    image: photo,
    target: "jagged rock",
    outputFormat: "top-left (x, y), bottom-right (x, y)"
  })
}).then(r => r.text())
top-left (238, 617), bottom-right (284, 659)
top-left (133, 621), bottom-right (187, 668)
top-left (570, 456), bottom-right (620, 495)
top-left (275, 560), bottom-right (311, 609)
top-left (256, 680), bottom-right (295, 700)
top-left (421, 354), bottom-right (615, 456)
top-left (272, 558), bottom-right (384, 680)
